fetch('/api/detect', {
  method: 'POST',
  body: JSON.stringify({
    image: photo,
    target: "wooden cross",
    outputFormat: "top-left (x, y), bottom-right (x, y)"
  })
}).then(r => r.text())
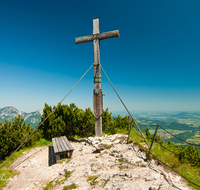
top-left (75, 17), bottom-right (120, 136)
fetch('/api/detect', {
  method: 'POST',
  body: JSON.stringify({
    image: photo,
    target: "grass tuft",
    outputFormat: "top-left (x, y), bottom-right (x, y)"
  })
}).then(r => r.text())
top-left (64, 170), bottom-right (71, 178)
top-left (105, 145), bottom-right (112, 149)
top-left (43, 180), bottom-right (54, 190)
top-left (63, 183), bottom-right (76, 190)
top-left (87, 175), bottom-right (98, 185)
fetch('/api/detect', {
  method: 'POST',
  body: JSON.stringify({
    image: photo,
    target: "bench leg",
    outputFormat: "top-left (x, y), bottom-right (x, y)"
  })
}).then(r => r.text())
top-left (55, 154), bottom-right (60, 161)
top-left (69, 151), bottom-right (73, 158)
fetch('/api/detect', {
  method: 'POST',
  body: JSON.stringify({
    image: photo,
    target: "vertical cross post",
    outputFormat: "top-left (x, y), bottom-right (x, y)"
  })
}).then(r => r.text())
top-left (93, 17), bottom-right (102, 136)
top-left (75, 17), bottom-right (120, 136)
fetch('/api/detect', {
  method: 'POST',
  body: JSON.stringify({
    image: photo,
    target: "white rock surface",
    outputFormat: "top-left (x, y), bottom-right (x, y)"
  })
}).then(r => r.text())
top-left (3, 134), bottom-right (192, 190)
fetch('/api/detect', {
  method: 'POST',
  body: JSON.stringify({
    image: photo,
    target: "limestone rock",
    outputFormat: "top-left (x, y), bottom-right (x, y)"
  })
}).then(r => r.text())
top-left (3, 134), bottom-right (192, 190)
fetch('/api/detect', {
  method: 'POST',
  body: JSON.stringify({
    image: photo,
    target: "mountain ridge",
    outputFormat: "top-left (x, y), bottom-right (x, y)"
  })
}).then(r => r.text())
top-left (0, 106), bottom-right (43, 127)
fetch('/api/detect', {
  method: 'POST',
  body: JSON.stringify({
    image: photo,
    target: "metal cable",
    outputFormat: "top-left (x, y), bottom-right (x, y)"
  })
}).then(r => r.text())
top-left (131, 130), bottom-right (198, 189)
top-left (127, 123), bottom-right (148, 143)
top-left (132, 127), bottom-right (200, 188)
top-left (59, 64), bottom-right (93, 104)
top-left (11, 146), bottom-right (47, 169)
top-left (147, 160), bottom-right (181, 189)
top-left (154, 141), bottom-right (200, 164)
top-left (159, 125), bottom-right (200, 146)
top-left (132, 139), bottom-right (181, 189)
top-left (0, 63), bottom-right (93, 168)
top-left (100, 64), bottom-right (149, 148)
top-left (124, 118), bottom-right (200, 188)
top-left (150, 152), bottom-right (200, 188)
top-left (127, 120), bottom-right (200, 188)
top-left (132, 129), bottom-right (144, 139)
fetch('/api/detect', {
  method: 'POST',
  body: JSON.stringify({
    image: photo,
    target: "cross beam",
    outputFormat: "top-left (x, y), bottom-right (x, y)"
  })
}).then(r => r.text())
top-left (75, 17), bottom-right (120, 136)
top-left (75, 30), bottom-right (119, 44)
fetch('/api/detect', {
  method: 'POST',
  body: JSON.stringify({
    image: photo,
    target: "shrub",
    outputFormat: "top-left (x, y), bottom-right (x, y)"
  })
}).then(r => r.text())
top-left (0, 115), bottom-right (42, 161)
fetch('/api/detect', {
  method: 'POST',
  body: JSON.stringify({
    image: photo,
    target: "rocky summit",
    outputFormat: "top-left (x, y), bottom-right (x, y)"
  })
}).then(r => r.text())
top-left (4, 134), bottom-right (191, 190)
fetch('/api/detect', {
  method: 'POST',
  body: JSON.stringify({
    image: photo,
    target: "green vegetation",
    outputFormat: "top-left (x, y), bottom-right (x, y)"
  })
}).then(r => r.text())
top-left (104, 145), bottom-right (112, 149)
top-left (0, 168), bottom-right (18, 189)
top-left (40, 103), bottom-right (130, 140)
top-left (43, 170), bottom-right (73, 190)
top-left (64, 169), bottom-right (71, 178)
top-left (0, 115), bottom-right (43, 161)
top-left (105, 178), bottom-right (109, 184)
top-left (102, 109), bottom-right (129, 135)
top-left (119, 157), bottom-right (124, 163)
top-left (0, 137), bottom-right (51, 168)
top-left (87, 175), bottom-right (98, 185)
top-left (63, 183), bottom-right (76, 189)
top-left (65, 159), bottom-right (70, 164)
top-left (0, 138), bottom-right (51, 189)
top-left (136, 112), bottom-right (200, 146)
top-left (43, 180), bottom-right (54, 190)
top-left (40, 103), bottom-right (95, 139)
top-left (149, 142), bottom-right (200, 190)
top-left (129, 127), bottom-right (200, 190)
top-left (187, 131), bottom-right (200, 143)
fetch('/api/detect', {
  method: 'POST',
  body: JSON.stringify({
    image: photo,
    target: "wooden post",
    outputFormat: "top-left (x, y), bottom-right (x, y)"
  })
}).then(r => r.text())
top-left (75, 17), bottom-right (120, 136)
top-left (127, 116), bottom-right (130, 143)
top-left (127, 116), bottom-right (134, 143)
top-left (93, 17), bottom-right (102, 137)
top-left (146, 124), bottom-right (160, 160)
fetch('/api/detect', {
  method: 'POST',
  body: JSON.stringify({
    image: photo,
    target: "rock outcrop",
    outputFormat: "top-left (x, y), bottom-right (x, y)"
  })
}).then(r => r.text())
top-left (3, 134), bottom-right (192, 190)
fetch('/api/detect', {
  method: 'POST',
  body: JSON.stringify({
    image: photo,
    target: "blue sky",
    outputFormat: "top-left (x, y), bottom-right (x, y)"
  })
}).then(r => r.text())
top-left (0, 0), bottom-right (200, 113)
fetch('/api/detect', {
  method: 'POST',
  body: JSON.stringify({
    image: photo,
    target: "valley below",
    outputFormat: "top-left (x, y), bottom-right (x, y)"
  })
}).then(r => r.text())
top-left (130, 111), bottom-right (200, 147)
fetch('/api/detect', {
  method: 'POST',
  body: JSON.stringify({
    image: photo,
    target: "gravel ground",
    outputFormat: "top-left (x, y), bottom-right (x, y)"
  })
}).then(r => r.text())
top-left (3, 134), bottom-right (192, 190)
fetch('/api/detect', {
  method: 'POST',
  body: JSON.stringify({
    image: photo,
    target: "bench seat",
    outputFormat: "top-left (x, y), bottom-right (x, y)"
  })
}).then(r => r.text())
top-left (52, 136), bottom-right (74, 161)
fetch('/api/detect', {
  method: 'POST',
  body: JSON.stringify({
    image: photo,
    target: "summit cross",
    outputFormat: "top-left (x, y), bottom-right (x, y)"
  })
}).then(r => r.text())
top-left (75, 17), bottom-right (120, 136)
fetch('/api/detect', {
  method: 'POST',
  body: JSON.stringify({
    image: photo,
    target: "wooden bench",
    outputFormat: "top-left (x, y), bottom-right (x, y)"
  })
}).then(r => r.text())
top-left (52, 136), bottom-right (74, 161)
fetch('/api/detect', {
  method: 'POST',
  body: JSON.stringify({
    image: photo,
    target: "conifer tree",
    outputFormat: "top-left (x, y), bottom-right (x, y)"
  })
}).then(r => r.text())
top-left (146, 127), bottom-right (151, 140)
top-left (0, 115), bottom-right (42, 160)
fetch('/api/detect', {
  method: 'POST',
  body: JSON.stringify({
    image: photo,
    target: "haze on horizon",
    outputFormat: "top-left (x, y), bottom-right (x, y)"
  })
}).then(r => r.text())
top-left (0, 0), bottom-right (200, 113)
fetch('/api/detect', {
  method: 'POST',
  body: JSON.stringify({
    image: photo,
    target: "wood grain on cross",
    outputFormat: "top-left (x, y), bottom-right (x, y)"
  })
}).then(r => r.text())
top-left (75, 17), bottom-right (120, 136)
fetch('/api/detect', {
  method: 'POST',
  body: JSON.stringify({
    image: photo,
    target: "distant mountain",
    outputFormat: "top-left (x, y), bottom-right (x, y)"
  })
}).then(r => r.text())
top-left (0, 106), bottom-right (43, 127)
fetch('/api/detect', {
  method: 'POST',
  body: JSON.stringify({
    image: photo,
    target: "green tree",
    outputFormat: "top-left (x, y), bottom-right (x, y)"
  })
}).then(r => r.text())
top-left (146, 127), bottom-right (151, 140)
top-left (167, 139), bottom-right (175, 148)
top-left (81, 107), bottom-right (95, 137)
top-left (0, 115), bottom-right (42, 160)
top-left (102, 108), bottom-right (113, 131)
top-left (40, 103), bottom-right (53, 138)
